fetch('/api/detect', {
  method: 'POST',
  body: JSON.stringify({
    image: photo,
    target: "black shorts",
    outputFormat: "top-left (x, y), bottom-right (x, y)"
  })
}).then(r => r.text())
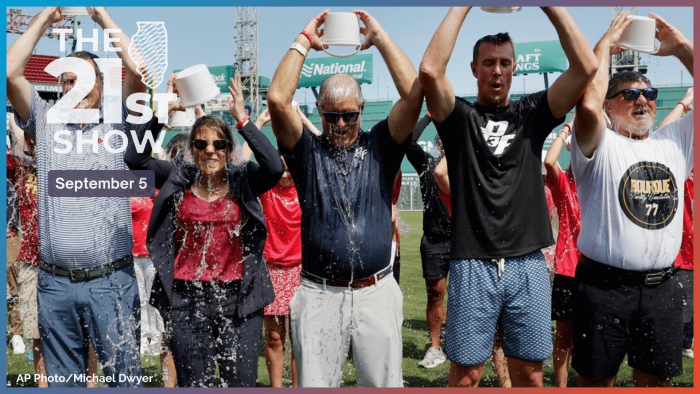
top-left (551, 274), bottom-right (576, 321)
top-left (420, 235), bottom-right (450, 280)
top-left (571, 259), bottom-right (684, 380)
top-left (677, 269), bottom-right (694, 324)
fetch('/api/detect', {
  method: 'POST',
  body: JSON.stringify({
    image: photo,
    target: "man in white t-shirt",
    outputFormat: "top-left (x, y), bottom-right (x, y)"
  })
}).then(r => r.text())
top-left (571, 12), bottom-right (693, 387)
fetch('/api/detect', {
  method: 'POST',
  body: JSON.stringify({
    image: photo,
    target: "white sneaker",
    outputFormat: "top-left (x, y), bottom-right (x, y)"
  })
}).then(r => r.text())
top-left (418, 347), bottom-right (446, 369)
top-left (11, 335), bottom-right (26, 355)
top-left (682, 349), bottom-right (694, 359)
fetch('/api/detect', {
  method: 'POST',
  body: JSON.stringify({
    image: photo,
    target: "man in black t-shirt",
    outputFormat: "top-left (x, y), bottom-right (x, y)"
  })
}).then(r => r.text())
top-left (267, 10), bottom-right (423, 387)
top-left (406, 114), bottom-right (451, 369)
top-left (419, 7), bottom-right (597, 387)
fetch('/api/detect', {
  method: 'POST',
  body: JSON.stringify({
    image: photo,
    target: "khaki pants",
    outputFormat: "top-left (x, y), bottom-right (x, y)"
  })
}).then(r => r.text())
top-left (290, 275), bottom-right (404, 387)
top-left (6, 234), bottom-right (23, 337)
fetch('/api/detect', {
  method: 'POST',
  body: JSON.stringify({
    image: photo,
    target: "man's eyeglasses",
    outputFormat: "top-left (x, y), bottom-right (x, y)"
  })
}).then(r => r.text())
top-left (192, 139), bottom-right (229, 151)
top-left (607, 88), bottom-right (658, 102)
top-left (319, 110), bottom-right (360, 124)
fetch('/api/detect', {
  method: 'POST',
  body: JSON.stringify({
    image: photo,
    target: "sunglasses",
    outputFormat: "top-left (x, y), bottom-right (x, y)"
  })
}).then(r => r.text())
top-left (319, 110), bottom-right (360, 124)
top-left (607, 88), bottom-right (658, 101)
top-left (192, 139), bottom-right (229, 151)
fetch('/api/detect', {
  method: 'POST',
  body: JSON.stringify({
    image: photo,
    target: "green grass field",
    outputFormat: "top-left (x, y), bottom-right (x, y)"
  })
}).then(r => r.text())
top-left (6, 211), bottom-right (694, 387)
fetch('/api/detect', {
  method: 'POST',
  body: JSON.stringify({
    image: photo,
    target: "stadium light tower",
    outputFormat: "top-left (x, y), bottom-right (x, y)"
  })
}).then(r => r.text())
top-left (609, 7), bottom-right (648, 76)
top-left (234, 7), bottom-right (260, 119)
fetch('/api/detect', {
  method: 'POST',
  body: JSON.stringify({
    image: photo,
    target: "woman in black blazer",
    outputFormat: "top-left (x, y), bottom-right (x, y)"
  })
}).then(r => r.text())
top-left (125, 75), bottom-right (283, 387)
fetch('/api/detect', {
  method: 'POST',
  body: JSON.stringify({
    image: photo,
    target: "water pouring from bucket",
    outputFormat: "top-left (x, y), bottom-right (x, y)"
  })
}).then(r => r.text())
top-left (322, 12), bottom-right (363, 58)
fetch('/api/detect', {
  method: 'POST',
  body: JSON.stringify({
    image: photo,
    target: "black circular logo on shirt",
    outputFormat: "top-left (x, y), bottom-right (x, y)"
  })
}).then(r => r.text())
top-left (618, 162), bottom-right (678, 230)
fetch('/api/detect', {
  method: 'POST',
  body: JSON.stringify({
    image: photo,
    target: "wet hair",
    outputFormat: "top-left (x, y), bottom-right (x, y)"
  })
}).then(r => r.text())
top-left (65, 51), bottom-right (103, 81)
top-left (188, 116), bottom-right (237, 162)
top-left (473, 33), bottom-right (514, 63)
top-left (606, 71), bottom-right (652, 99)
top-left (318, 74), bottom-right (365, 109)
top-left (165, 133), bottom-right (189, 160)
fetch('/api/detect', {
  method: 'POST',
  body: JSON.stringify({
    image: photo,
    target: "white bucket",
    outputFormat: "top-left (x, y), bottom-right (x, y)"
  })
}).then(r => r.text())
top-left (322, 13), bottom-right (362, 58)
top-left (617, 15), bottom-right (658, 54)
top-left (481, 7), bottom-right (523, 14)
top-left (170, 107), bottom-right (196, 128)
top-left (60, 7), bottom-right (91, 15)
top-left (174, 64), bottom-right (220, 108)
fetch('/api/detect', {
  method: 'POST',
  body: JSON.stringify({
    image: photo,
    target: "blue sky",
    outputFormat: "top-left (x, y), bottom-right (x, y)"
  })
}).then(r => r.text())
top-left (7, 6), bottom-right (694, 104)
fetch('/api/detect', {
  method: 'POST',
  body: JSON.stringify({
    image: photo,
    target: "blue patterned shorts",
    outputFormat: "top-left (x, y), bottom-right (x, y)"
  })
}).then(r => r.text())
top-left (445, 251), bottom-right (552, 366)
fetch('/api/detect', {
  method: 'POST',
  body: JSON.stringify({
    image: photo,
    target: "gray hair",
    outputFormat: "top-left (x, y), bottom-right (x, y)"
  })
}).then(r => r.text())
top-left (318, 74), bottom-right (365, 108)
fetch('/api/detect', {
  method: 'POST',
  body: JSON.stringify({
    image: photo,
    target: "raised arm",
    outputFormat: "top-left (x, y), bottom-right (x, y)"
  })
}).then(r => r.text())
top-left (542, 7), bottom-right (599, 119)
top-left (296, 105), bottom-right (322, 136)
top-left (228, 75), bottom-right (283, 194)
top-left (89, 7), bottom-right (148, 113)
top-left (434, 156), bottom-right (450, 195)
top-left (544, 118), bottom-right (573, 184)
top-left (419, 7), bottom-right (470, 123)
top-left (575, 12), bottom-right (631, 158)
top-left (125, 74), bottom-right (183, 188)
top-left (354, 10), bottom-right (423, 144)
top-left (124, 114), bottom-right (172, 189)
top-left (268, 10), bottom-right (328, 150)
top-left (651, 13), bottom-right (693, 77)
top-left (7, 7), bottom-right (63, 124)
top-left (405, 114), bottom-right (433, 171)
top-left (658, 88), bottom-right (692, 129)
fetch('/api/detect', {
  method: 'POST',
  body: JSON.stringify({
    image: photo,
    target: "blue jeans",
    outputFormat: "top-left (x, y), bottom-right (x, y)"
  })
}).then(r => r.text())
top-left (37, 264), bottom-right (142, 387)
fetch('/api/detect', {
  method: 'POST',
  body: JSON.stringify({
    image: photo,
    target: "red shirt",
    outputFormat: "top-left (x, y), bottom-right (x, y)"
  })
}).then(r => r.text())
top-left (439, 189), bottom-right (452, 215)
top-left (130, 197), bottom-right (153, 256)
top-left (259, 184), bottom-right (302, 267)
top-left (7, 155), bottom-right (39, 266)
top-left (674, 170), bottom-right (693, 270)
top-left (392, 170), bottom-right (402, 205)
top-left (173, 189), bottom-right (244, 282)
top-left (546, 170), bottom-right (581, 277)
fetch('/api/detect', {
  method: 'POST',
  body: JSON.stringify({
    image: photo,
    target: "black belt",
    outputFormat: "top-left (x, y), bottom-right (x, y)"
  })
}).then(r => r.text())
top-left (301, 265), bottom-right (393, 289)
top-left (579, 255), bottom-right (679, 286)
top-left (40, 255), bottom-right (134, 282)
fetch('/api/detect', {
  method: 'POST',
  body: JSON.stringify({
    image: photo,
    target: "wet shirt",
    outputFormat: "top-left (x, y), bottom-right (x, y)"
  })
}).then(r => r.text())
top-left (14, 90), bottom-right (133, 269)
top-left (130, 196), bottom-right (154, 257)
top-left (6, 154), bottom-right (40, 266)
top-left (674, 171), bottom-right (693, 270)
top-left (435, 92), bottom-right (563, 259)
top-left (546, 169), bottom-right (581, 277)
top-left (259, 183), bottom-right (302, 267)
top-left (406, 140), bottom-right (451, 237)
top-left (572, 111), bottom-right (693, 271)
top-left (174, 189), bottom-right (244, 282)
top-left (280, 120), bottom-right (408, 281)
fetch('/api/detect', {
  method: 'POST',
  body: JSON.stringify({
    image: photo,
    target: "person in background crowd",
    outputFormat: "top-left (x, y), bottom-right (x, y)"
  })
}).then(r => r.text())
top-left (571, 12), bottom-right (693, 387)
top-left (245, 108), bottom-right (302, 388)
top-left (6, 121), bottom-right (24, 356)
top-left (543, 116), bottom-right (580, 387)
top-left (391, 170), bottom-right (402, 284)
top-left (267, 9), bottom-right (423, 387)
top-left (6, 129), bottom-right (46, 386)
top-left (125, 74), bottom-right (283, 387)
top-left (420, 6), bottom-right (596, 386)
top-left (7, 6), bottom-right (148, 386)
top-left (675, 170), bottom-right (694, 359)
top-left (130, 195), bottom-right (177, 387)
top-left (405, 114), bottom-right (450, 369)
